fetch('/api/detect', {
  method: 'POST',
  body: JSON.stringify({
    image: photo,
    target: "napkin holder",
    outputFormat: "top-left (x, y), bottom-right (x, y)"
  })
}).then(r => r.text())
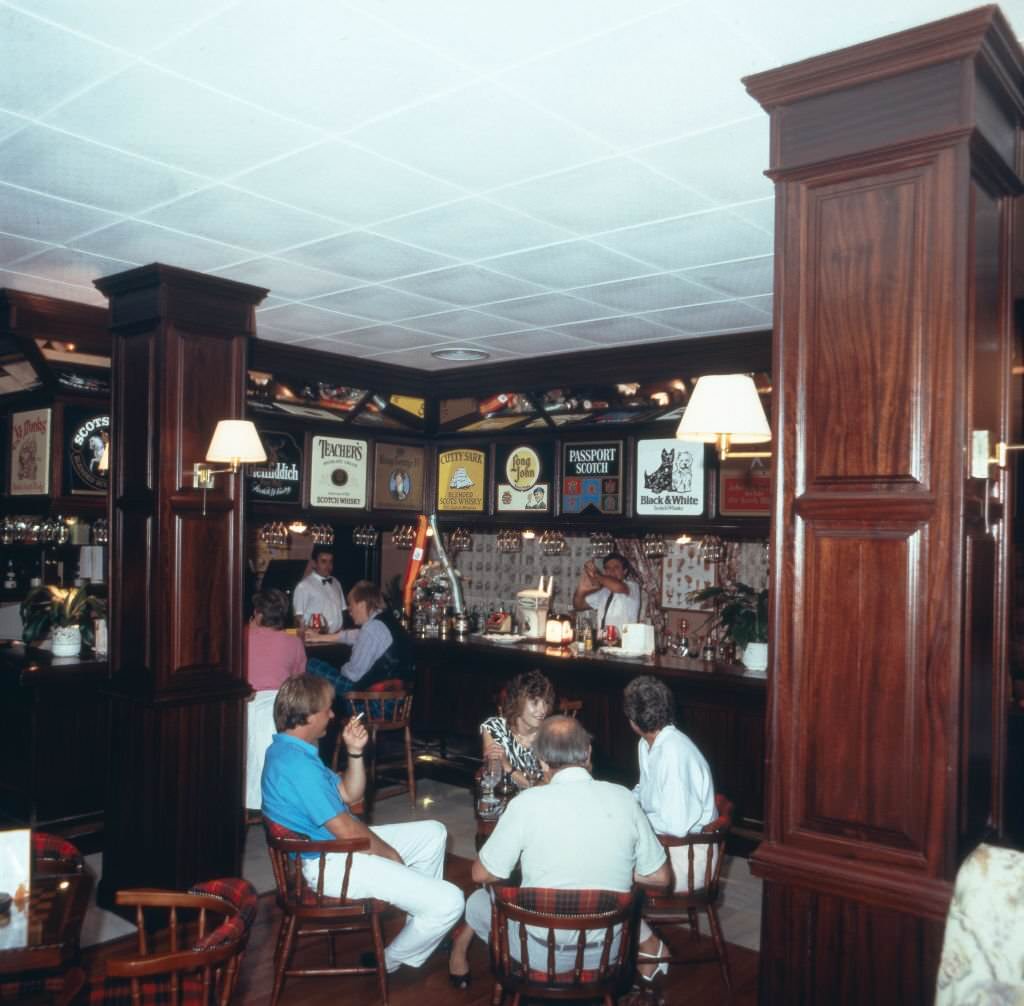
top-left (620, 623), bottom-right (655, 656)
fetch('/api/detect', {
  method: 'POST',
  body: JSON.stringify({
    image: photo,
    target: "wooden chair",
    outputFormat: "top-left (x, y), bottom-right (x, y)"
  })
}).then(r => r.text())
top-left (263, 818), bottom-right (390, 1006)
top-left (88, 878), bottom-right (257, 1005)
top-left (489, 886), bottom-right (637, 1006)
top-left (334, 685), bottom-right (416, 810)
top-left (558, 698), bottom-right (584, 718)
top-left (639, 793), bottom-right (734, 993)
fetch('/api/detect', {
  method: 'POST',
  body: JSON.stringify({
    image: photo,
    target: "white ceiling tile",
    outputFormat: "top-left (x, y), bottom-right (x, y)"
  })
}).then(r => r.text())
top-left (0, 125), bottom-right (202, 213)
top-left (598, 210), bottom-right (773, 271)
top-left (0, 6), bottom-right (130, 117)
top-left (212, 257), bottom-right (357, 300)
top-left (154, 0), bottom-right (469, 132)
top-left (486, 241), bottom-right (651, 288)
top-left (13, 245), bottom-right (136, 287)
top-left (639, 117), bottom-right (774, 205)
top-left (337, 326), bottom-right (449, 352)
top-left (481, 293), bottom-right (607, 326)
top-left (143, 186), bottom-right (339, 252)
top-left (0, 182), bottom-right (120, 242)
top-left (731, 198), bottom-right (775, 233)
top-left (574, 274), bottom-right (721, 313)
top-left (390, 266), bottom-right (543, 306)
top-left (646, 299), bottom-right (773, 334)
top-left (256, 323), bottom-right (323, 345)
top-left (402, 310), bottom-right (518, 339)
top-left (497, 7), bottom-right (767, 149)
top-left (491, 158), bottom-right (712, 234)
top-left (0, 232), bottom-right (56, 266)
top-left (349, 81), bottom-right (614, 190)
top-left (69, 219), bottom-right (249, 271)
top-left (12, 0), bottom-right (221, 53)
top-left (308, 285), bottom-right (450, 322)
top-left (0, 111), bottom-right (26, 145)
top-left (679, 256), bottom-right (774, 298)
top-left (0, 266), bottom-right (106, 305)
top-left (292, 335), bottom-right (382, 355)
top-left (283, 232), bottom-right (456, 283)
top-left (234, 140), bottom-right (463, 226)
top-left (474, 328), bottom-right (599, 357)
top-left (44, 64), bottom-right (323, 178)
top-left (255, 302), bottom-right (371, 336)
top-left (552, 315), bottom-right (676, 346)
top-left (374, 198), bottom-right (572, 259)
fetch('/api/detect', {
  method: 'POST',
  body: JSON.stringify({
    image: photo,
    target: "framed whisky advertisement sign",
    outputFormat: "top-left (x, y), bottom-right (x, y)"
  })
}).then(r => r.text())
top-left (718, 460), bottom-right (771, 516)
top-left (372, 442), bottom-right (426, 511)
top-left (307, 435), bottom-right (368, 509)
top-left (247, 429), bottom-right (302, 504)
top-left (9, 408), bottom-right (51, 496)
top-left (63, 407), bottom-right (109, 495)
top-left (437, 447), bottom-right (487, 512)
top-left (561, 440), bottom-right (623, 516)
top-left (635, 437), bottom-right (705, 516)
top-left (495, 442), bottom-right (553, 513)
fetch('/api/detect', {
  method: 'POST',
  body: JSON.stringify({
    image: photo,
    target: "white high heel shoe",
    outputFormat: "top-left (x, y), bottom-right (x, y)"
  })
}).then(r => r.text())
top-left (637, 940), bottom-right (669, 982)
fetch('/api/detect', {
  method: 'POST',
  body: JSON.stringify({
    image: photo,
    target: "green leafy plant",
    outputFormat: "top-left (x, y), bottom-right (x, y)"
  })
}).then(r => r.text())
top-left (20, 584), bottom-right (107, 647)
top-left (686, 581), bottom-right (768, 647)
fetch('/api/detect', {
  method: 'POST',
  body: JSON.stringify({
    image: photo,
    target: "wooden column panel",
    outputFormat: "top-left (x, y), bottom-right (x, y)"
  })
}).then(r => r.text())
top-left (94, 265), bottom-right (267, 905)
top-left (746, 9), bottom-right (1024, 1002)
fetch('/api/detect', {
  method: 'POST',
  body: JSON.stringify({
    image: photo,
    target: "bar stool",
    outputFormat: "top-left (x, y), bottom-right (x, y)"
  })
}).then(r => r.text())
top-left (558, 698), bottom-right (584, 718)
top-left (334, 683), bottom-right (416, 811)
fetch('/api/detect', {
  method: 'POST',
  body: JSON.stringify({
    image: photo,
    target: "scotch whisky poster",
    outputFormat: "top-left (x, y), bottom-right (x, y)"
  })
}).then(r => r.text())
top-left (561, 440), bottom-right (623, 516)
top-left (635, 437), bottom-right (705, 516)
top-left (9, 408), bottom-right (50, 496)
top-left (495, 442), bottom-right (552, 513)
top-left (64, 408), bottom-right (109, 495)
top-left (437, 447), bottom-right (486, 512)
top-left (308, 435), bottom-right (367, 509)
top-left (372, 442), bottom-right (425, 511)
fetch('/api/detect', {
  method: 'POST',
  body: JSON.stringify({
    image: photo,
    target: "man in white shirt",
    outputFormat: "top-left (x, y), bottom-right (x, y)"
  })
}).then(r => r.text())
top-left (447, 716), bottom-right (670, 983)
top-left (292, 545), bottom-right (346, 633)
top-left (573, 552), bottom-right (641, 631)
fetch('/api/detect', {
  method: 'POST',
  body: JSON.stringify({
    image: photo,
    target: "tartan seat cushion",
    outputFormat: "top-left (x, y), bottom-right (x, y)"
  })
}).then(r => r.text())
top-left (89, 975), bottom-right (204, 1006)
top-left (366, 677), bottom-right (405, 692)
top-left (188, 878), bottom-right (258, 951)
top-left (31, 831), bottom-right (83, 869)
top-left (1, 975), bottom-right (67, 1002)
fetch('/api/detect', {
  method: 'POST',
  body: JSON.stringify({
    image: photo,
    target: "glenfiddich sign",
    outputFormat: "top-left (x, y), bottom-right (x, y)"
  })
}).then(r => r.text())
top-left (246, 430), bottom-right (301, 504)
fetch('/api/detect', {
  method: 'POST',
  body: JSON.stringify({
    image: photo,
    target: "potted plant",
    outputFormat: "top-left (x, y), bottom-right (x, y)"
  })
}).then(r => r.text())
top-left (20, 584), bottom-right (107, 657)
top-left (686, 581), bottom-right (769, 670)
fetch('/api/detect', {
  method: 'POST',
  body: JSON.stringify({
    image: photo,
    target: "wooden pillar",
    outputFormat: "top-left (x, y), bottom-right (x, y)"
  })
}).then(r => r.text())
top-left (93, 265), bottom-right (267, 905)
top-left (744, 8), bottom-right (1023, 1002)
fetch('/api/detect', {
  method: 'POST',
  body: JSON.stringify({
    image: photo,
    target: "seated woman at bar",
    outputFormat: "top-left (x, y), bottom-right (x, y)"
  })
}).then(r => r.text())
top-left (306, 580), bottom-right (413, 694)
top-left (480, 669), bottom-right (555, 789)
top-left (246, 588), bottom-right (307, 812)
top-left (624, 675), bottom-right (716, 980)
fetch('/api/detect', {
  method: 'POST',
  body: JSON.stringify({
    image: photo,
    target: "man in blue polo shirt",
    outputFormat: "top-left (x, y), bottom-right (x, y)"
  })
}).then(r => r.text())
top-left (262, 673), bottom-right (464, 973)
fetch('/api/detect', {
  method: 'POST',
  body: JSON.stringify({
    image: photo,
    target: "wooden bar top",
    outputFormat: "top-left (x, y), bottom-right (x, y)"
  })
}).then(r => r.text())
top-left (0, 641), bottom-right (108, 686)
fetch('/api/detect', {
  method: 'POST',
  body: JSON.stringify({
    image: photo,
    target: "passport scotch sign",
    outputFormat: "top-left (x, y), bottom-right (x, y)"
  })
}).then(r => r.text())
top-left (561, 441), bottom-right (623, 516)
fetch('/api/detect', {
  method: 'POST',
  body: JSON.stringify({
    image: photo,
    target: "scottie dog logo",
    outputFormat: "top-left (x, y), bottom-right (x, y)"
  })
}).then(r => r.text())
top-left (643, 448), bottom-right (693, 494)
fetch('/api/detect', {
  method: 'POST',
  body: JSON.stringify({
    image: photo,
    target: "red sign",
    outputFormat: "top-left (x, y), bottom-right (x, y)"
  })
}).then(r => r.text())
top-left (719, 463), bottom-right (771, 516)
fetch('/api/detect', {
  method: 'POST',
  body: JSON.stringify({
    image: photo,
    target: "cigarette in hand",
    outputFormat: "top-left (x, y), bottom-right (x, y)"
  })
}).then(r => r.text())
top-left (352, 711), bottom-right (365, 722)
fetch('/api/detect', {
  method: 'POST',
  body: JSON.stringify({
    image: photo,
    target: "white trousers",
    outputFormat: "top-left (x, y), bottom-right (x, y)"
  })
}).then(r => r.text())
top-left (302, 820), bottom-right (464, 972)
top-left (638, 843), bottom-right (713, 943)
top-left (245, 690), bottom-right (278, 810)
top-left (465, 887), bottom-right (621, 974)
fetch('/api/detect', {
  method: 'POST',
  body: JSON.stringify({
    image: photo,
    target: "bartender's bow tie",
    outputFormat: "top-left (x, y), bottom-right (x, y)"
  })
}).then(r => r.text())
top-left (321, 577), bottom-right (332, 584)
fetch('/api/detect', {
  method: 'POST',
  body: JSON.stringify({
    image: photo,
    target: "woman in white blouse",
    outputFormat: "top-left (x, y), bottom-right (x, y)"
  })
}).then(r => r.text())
top-left (624, 675), bottom-right (715, 981)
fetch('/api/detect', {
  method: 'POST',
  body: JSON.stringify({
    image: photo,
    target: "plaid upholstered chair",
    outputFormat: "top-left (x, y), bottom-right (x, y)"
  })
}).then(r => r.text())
top-left (0, 833), bottom-right (91, 1006)
top-left (263, 817), bottom-right (390, 1006)
top-left (489, 886), bottom-right (638, 1006)
top-left (87, 878), bottom-right (257, 1006)
top-left (639, 793), bottom-right (734, 993)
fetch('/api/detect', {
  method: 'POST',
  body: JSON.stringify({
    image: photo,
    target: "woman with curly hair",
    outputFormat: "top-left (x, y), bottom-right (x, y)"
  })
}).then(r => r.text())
top-left (624, 675), bottom-right (715, 981)
top-left (480, 669), bottom-right (555, 789)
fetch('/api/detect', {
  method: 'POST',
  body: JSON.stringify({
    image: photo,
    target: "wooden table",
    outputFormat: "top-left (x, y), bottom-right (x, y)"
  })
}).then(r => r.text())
top-left (0, 870), bottom-right (93, 1004)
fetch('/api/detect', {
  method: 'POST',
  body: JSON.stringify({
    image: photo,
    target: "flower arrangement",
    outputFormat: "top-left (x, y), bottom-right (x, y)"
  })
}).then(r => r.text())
top-left (20, 584), bottom-right (107, 647)
top-left (686, 581), bottom-right (768, 648)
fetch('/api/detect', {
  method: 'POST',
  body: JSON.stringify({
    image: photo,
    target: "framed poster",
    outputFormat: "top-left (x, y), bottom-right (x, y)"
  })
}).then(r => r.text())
top-left (247, 429), bottom-right (302, 504)
top-left (718, 460), bottom-right (771, 516)
top-left (437, 447), bottom-right (487, 512)
top-left (63, 407), bottom-right (109, 495)
top-left (308, 435), bottom-right (368, 509)
top-left (635, 437), bottom-right (705, 516)
top-left (373, 442), bottom-right (426, 511)
top-left (9, 408), bottom-right (51, 496)
top-left (561, 440), bottom-right (623, 516)
top-left (495, 443), bottom-right (553, 513)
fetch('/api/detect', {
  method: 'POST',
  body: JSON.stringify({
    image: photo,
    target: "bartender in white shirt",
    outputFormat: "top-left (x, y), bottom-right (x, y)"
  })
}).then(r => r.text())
top-left (572, 552), bottom-right (641, 631)
top-left (291, 545), bottom-right (346, 633)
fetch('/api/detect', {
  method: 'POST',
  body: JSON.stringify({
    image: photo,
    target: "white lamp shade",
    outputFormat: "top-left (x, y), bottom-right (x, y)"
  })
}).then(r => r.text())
top-left (205, 420), bottom-right (267, 464)
top-left (676, 374), bottom-right (771, 445)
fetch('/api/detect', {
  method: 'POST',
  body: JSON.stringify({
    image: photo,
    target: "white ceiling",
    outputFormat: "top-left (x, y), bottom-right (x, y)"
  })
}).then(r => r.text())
top-left (1, 1), bottom-right (1021, 370)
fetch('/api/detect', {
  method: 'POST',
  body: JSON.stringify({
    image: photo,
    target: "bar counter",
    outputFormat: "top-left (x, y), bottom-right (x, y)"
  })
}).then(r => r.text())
top-left (0, 642), bottom-right (109, 838)
top-left (412, 635), bottom-right (766, 835)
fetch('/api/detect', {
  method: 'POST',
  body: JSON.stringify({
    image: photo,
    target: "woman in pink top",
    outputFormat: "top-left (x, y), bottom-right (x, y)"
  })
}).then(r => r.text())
top-left (246, 589), bottom-right (307, 811)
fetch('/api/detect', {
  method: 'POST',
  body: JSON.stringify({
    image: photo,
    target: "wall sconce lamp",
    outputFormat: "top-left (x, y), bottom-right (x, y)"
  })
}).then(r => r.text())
top-left (676, 374), bottom-right (771, 460)
top-left (192, 420), bottom-right (266, 515)
top-left (971, 430), bottom-right (1024, 477)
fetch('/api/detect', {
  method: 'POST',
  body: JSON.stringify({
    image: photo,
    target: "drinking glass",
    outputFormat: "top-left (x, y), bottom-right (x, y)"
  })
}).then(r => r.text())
top-left (477, 752), bottom-right (503, 819)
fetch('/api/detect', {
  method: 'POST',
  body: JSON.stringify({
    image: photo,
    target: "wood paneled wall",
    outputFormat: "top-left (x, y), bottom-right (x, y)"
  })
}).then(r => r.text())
top-left (745, 8), bottom-right (1023, 1003)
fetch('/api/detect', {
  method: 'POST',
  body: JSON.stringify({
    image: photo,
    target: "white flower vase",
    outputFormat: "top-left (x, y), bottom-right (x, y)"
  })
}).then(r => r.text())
top-left (741, 641), bottom-right (768, 672)
top-left (52, 624), bottom-right (82, 657)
